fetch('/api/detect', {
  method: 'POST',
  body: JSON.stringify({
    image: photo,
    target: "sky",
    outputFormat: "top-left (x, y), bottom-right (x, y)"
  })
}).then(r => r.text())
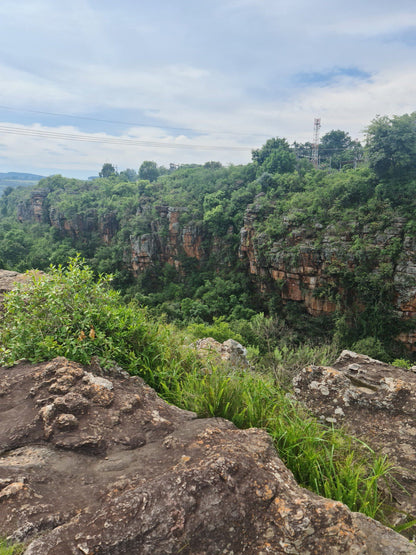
top-left (0, 0), bottom-right (416, 178)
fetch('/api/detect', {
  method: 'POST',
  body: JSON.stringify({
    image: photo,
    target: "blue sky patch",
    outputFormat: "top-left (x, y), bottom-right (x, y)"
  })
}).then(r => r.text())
top-left (294, 67), bottom-right (372, 86)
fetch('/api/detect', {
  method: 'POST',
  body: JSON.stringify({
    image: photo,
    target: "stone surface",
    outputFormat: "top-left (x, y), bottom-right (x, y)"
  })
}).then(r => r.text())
top-left (1, 357), bottom-right (415, 554)
top-left (238, 206), bottom-right (416, 350)
top-left (0, 269), bottom-right (39, 311)
top-left (193, 337), bottom-right (251, 369)
top-left (130, 205), bottom-right (206, 273)
top-left (293, 350), bottom-right (416, 534)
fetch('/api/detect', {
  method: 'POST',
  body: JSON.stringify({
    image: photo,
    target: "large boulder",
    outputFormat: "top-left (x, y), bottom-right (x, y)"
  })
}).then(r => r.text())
top-left (293, 350), bottom-right (416, 534)
top-left (0, 357), bottom-right (414, 554)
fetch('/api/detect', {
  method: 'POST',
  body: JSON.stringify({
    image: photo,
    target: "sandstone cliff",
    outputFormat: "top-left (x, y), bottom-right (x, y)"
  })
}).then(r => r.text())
top-left (238, 199), bottom-right (416, 349)
top-left (15, 186), bottom-right (416, 350)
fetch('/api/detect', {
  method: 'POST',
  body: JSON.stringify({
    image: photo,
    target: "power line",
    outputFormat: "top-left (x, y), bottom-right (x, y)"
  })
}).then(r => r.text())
top-left (0, 104), bottom-right (271, 139)
top-left (0, 125), bottom-right (252, 152)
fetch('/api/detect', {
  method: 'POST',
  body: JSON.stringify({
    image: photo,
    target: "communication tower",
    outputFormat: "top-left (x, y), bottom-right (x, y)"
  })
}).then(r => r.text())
top-left (312, 117), bottom-right (321, 168)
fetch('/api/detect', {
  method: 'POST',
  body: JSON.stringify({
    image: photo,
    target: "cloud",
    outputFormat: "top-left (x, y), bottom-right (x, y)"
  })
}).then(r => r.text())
top-left (0, 1), bottom-right (415, 176)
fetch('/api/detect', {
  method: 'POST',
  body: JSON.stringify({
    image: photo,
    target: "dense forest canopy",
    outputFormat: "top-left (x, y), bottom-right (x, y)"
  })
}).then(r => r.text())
top-left (1, 112), bottom-right (416, 362)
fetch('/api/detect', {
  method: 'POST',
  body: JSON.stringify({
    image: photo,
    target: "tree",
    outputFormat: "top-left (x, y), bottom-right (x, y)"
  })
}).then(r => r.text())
top-left (252, 137), bottom-right (296, 175)
top-left (319, 130), bottom-right (363, 170)
top-left (99, 163), bottom-right (117, 178)
top-left (366, 113), bottom-right (416, 182)
top-left (139, 161), bottom-right (159, 182)
top-left (119, 168), bottom-right (137, 182)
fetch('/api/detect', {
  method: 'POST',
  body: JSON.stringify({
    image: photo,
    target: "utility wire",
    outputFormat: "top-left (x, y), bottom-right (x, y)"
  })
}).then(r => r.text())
top-left (0, 125), bottom-right (252, 152)
top-left (0, 104), bottom-right (271, 139)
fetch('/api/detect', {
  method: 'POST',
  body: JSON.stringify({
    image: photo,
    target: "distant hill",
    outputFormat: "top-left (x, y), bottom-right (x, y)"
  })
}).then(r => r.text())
top-left (0, 172), bottom-right (44, 195)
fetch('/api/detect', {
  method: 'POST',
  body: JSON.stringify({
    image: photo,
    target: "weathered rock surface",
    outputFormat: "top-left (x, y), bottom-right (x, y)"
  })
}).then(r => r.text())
top-left (293, 350), bottom-right (416, 533)
top-left (239, 204), bottom-right (416, 350)
top-left (0, 269), bottom-right (42, 312)
top-left (130, 205), bottom-right (207, 273)
top-left (1, 357), bottom-right (415, 554)
top-left (193, 337), bottom-right (251, 369)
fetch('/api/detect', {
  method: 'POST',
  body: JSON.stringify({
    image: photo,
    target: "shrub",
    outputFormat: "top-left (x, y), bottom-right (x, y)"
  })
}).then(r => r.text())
top-left (351, 337), bottom-right (390, 362)
top-left (0, 256), bottom-right (177, 377)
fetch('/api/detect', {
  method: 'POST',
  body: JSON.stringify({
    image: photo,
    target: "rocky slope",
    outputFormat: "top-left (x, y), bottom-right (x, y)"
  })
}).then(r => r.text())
top-left (293, 350), bottom-right (416, 535)
top-left (1, 356), bottom-right (415, 554)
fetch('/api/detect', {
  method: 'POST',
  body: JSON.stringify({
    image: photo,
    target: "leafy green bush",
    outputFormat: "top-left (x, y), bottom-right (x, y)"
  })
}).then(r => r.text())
top-left (186, 317), bottom-right (244, 344)
top-left (0, 256), bottom-right (179, 377)
top-left (351, 337), bottom-right (390, 362)
top-left (392, 358), bottom-right (413, 370)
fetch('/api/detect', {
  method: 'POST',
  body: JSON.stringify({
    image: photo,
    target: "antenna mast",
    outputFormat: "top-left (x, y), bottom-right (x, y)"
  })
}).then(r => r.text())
top-left (312, 117), bottom-right (321, 168)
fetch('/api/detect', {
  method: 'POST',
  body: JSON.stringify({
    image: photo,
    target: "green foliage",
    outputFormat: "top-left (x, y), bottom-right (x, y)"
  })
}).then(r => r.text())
top-left (366, 113), bottom-right (416, 184)
top-left (319, 129), bottom-right (363, 170)
top-left (0, 538), bottom-right (24, 555)
top-left (0, 257), bottom-right (168, 375)
top-left (138, 160), bottom-right (159, 182)
top-left (99, 163), bottom-right (117, 178)
top-left (391, 358), bottom-right (413, 370)
top-left (350, 337), bottom-right (390, 362)
top-left (252, 137), bottom-right (296, 175)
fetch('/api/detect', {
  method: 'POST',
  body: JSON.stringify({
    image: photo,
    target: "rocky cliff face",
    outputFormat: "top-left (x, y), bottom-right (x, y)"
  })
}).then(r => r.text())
top-left (16, 189), bottom-right (416, 348)
top-left (17, 190), bottom-right (119, 243)
top-left (130, 205), bottom-right (206, 273)
top-left (239, 200), bottom-right (416, 349)
top-left (1, 356), bottom-right (415, 554)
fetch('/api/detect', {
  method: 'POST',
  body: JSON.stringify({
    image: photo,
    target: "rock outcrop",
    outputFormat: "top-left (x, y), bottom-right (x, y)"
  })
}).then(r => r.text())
top-left (0, 269), bottom-right (42, 312)
top-left (1, 357), bottom-right (414, 554)
top-left (293, 350), bottom-right (416, 534)
top-left (239, 203), bottom-right (416, 350)
top-left (193, 337), bottom-right (251, 369)
top-left (130, 205), bottom-right (206, 273)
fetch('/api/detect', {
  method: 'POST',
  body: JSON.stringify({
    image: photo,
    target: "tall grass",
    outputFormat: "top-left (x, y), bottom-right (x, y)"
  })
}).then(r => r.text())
top-left (0, 259), bottom-right (396, 525)
top-left (157, 363), bottom-right (394, 521)
top-left (0, 539), bottom-right (24, 555)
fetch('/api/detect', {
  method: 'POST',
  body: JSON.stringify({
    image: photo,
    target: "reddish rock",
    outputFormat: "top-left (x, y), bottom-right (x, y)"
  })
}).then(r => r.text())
top-left (1, 357), bottom-right (414, 554)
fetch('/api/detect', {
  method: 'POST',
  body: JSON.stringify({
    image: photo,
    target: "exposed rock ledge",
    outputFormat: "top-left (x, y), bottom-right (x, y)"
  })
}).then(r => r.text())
top-left (294, 350), bottom-right (416, 535)
top-left (1, 357), bottom-right (415, 554)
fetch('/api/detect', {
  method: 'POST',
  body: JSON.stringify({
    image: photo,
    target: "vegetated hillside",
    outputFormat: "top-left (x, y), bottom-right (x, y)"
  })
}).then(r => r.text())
top-left (1, 113), bottom-right (416, 361)
top-left (0, 172), bottom-right (44, 196)
top-left (1, 260), bottom-right (414, 544)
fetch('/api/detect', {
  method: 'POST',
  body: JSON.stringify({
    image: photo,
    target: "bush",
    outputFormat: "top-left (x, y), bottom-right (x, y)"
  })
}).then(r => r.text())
top-left (0, 256), bottom-right (178, 377)
top-left (186, 317), bottom-right (244, 344)
top-left (351, 337), bottom-right (390, 362)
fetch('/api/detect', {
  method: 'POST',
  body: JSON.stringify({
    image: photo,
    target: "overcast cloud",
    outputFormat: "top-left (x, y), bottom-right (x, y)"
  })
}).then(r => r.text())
top-left (0, 0), bottom-right (415, 177)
